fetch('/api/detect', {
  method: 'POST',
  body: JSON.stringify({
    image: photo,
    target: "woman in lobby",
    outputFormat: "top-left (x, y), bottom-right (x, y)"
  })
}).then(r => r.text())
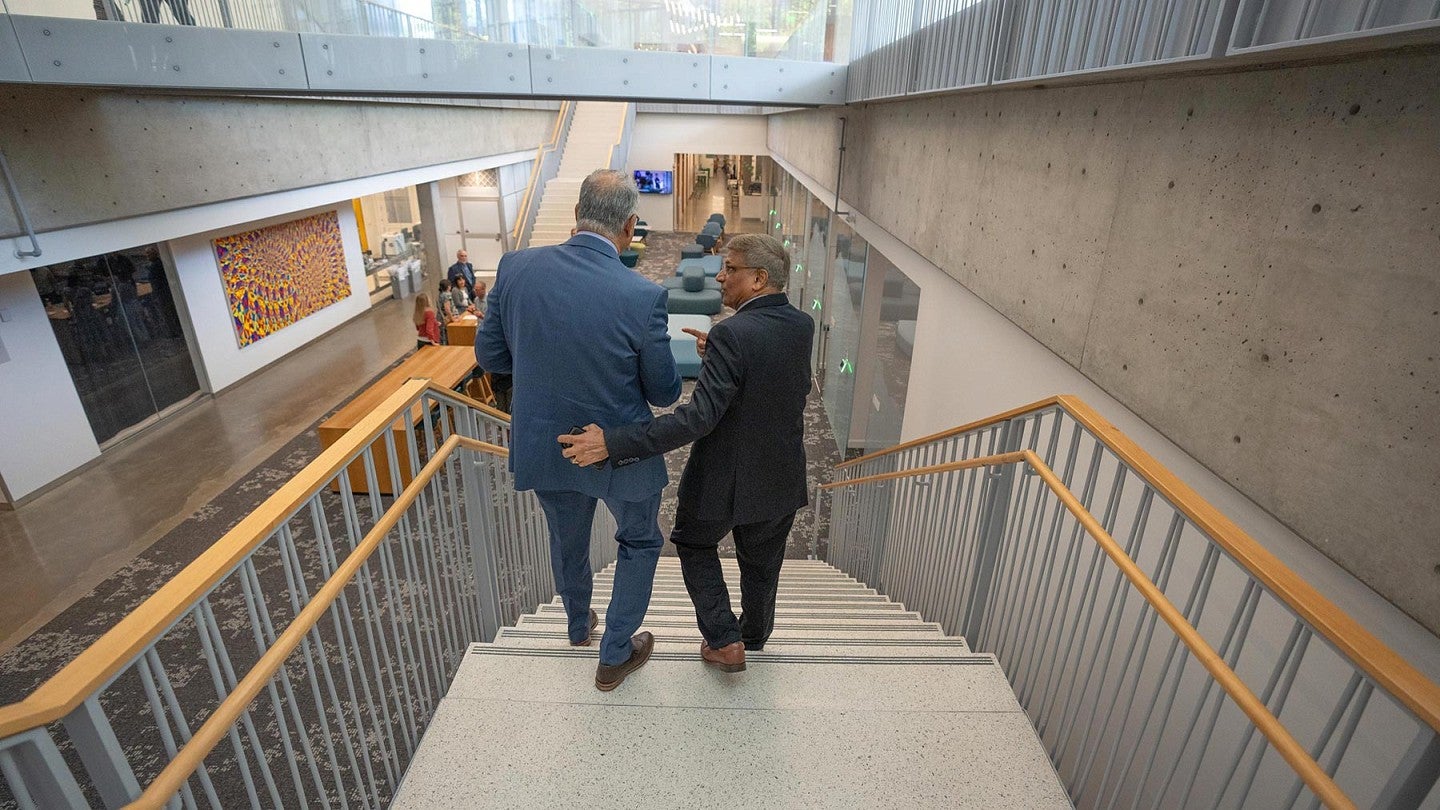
top-left (413, 293), bottom-right (441, 348)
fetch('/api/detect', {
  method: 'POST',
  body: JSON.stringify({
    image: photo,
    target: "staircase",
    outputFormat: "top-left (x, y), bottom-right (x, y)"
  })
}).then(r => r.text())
top-left (527, 101), bottom-right (630, 248)
top-left (393, 558), bottom-right (1072, 807)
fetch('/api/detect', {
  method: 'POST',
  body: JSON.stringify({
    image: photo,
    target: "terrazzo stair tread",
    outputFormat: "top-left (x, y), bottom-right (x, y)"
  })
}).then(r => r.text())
top-left (575, 597), bottom-right (906, 613)
top-left (493, 627), bottom-right (970, 654)
top-left (599, 570), bottom-right (861, 583)
top-left (449, 645), bottom-right (1021, 711)
top-left (513, 614), bottom-right (948, 634)
top-left (393, 696), bottom-right (1069, 809)
top-left (534, 604), bottom-right (922, 620)
top-left (593, 582), bottom-right (882, 595)
top-left (561, 592), bottom-right (892, 605)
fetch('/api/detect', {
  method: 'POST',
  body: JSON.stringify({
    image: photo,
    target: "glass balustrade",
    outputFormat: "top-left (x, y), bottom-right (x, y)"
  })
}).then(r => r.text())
top-left (1, 0), bottom-right (852, 61)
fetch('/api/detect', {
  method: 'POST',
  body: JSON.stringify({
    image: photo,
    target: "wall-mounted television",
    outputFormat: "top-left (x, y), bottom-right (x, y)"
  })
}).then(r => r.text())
top-left (634, 170), bottom-right (673, 195)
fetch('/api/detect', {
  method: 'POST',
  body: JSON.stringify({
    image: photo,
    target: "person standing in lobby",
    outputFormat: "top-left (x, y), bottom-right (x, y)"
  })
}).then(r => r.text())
top-left (447, 249), bottom-right (476, 293)
top-left (558, 233), bottom-right (813, 674)
top-left (477, 169), bottom-right (680, 691)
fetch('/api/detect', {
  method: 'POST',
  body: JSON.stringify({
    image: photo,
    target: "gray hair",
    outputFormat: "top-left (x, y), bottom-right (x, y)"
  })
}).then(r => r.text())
top-left (725, 233), bottom-right (790, 292)
top-left (575, 169), bottom-right (638, 238)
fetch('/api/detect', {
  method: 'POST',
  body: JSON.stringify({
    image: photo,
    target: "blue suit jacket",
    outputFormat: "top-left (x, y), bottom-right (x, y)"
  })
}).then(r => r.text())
top-left (476, 234), bottom-right (681, 501)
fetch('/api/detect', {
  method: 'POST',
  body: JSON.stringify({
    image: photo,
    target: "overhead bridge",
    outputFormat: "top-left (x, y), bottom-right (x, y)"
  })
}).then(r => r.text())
top-left (0, 14), bottom-right (845, 106)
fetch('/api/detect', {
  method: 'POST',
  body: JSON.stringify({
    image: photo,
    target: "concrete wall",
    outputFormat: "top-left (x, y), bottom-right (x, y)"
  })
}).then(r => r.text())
top-left (0, 86), bottom-right (553, 254)
top-left (626, 113), bottom-right (770, 230)
top-left (167, 203), bottom-right (370, 393)
top-left (769, 46), bottom-right (1440, 635)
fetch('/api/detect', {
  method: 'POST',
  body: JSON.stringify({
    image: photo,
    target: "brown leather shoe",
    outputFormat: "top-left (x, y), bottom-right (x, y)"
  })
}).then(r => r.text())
top-left (594, 632), bottom-right (654, 691)
top-left (570, 609), bottom-right (599, 646)
top-left (701, 641), bottom-right (746, 673)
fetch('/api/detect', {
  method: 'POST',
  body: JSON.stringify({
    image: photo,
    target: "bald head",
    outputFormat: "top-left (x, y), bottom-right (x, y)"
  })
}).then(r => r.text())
top-left (575, 169), bottom-right (639, 241)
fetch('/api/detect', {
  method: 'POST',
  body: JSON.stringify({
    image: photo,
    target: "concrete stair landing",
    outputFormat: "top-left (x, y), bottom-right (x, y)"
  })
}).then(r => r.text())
top-left (393, 558), bottom-right (1071, 808)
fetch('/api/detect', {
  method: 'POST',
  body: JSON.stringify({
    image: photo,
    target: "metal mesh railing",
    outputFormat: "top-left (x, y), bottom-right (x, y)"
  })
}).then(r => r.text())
top-left (825, 396), bottom-right (1440, 809)
top-left (0, 380), bottom-right (617, 809)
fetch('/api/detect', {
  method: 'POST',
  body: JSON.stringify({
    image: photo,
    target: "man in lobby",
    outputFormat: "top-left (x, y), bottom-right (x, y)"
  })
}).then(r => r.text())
top-left (476, 169), bottom-right (681, 691)
top-left (447, 249), bottom-right (476, 293)
top-left (558, 233), bottom-right (813, 673)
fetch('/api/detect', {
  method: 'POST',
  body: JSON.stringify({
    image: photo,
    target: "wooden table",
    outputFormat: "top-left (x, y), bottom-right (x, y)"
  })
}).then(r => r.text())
top-left (317, 345), bottom-right (476, 495)
top-left (446, 314), bottom-right (480, 347)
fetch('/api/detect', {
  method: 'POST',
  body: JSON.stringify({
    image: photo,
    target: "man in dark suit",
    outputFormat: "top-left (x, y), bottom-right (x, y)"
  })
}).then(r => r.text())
top-left (477, 170), bottom-right (681, 691)
top-left (447, 249), bottom-right (476, 292)
top-left (558, 233), bottom-right (813, 673)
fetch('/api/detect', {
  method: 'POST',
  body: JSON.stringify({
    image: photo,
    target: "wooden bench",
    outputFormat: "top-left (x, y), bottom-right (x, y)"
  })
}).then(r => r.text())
top-left (317, 345), bottom-right (476, 495)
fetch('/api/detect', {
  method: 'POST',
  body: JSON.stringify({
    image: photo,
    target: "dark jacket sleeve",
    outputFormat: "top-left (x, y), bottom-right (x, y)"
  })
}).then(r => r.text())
top-left (608, 322), bottom-right (743, 466)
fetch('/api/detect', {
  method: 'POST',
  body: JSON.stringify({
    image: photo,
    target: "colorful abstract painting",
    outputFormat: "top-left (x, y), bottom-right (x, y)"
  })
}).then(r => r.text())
top-left (214, 211), bottom-right (351, 348)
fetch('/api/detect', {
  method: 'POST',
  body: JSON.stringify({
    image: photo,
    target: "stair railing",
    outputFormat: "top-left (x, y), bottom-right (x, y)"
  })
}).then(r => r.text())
top-left (0, 380), bottom-right (616, 809)
top-left (512, 101), bottom-right (577, 250)
top-left (606, 102), bottom-right (637, 171)
top-left (821, 395), bottom-right (1440, 809)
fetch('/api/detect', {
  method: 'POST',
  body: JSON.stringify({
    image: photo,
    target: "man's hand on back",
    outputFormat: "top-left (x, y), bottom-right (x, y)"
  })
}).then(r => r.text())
top-left (557, 424), bottom-right (609, 466)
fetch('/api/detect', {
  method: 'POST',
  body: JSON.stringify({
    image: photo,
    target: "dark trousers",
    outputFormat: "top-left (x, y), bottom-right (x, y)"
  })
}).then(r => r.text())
top-left (671, 511), bottom-right (795, 650)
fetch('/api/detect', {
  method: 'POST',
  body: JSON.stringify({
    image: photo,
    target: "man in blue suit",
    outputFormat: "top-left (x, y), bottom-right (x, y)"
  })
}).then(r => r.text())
top-left (476, 169), bottom-right (680, 691)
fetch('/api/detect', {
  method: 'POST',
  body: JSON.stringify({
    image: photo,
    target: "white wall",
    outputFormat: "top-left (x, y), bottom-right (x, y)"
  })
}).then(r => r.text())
top-left (0, 272), bottom-right (101, 501)
top-left (167, 204), bottom-right (370, 393)
top-left (626, 113), bottom-right (770, 231)
top-left (772, 153), bottom-right (1440, 683)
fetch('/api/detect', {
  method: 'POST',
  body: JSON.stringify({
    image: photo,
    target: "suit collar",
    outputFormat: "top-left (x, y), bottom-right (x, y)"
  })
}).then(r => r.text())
top-left (565, 232), bottom-right (620, 259)
top-left (734, 292), bottom-right (790, 313)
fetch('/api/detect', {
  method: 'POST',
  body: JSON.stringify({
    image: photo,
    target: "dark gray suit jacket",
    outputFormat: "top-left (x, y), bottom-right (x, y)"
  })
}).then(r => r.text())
top-left (608, 293), bottom-right (813, 525)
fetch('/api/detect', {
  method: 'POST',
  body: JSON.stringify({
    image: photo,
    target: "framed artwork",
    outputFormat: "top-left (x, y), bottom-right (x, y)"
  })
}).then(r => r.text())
top-left (214, 211), bottom-right (351, 348)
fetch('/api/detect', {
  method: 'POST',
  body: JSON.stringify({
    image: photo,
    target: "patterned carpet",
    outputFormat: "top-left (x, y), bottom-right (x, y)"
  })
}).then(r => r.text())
top-left (0, 231), bottom-right (844, 808)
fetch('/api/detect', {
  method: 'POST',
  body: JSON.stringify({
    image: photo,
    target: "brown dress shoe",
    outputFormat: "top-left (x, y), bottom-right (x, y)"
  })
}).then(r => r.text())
top-left (595, 632), bottom-right (654, 691)
top-left (701, 641), bottom-right (746, 673)
top-left (570, 609), bottom-right (599, 646)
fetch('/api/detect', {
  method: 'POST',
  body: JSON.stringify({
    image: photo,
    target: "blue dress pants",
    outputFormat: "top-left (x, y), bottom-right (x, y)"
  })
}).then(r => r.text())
top-left (535, 490), bottom-right (664, 666)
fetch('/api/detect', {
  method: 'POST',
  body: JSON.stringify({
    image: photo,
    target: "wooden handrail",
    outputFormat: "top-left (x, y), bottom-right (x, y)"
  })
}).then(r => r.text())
top-left (823, 446), bottom-right (1354, 807)
top-left (0, 378), bottom-right (501, 739)
top-left (824, 394), bottom-right (1440, 735)
top-left (820, 452), bottom-right (1029, 490)
top-left (1052, 396), bottom-right (1440, 733)
top-left (606, 103), bottom-right (631, 170)
top-left (511, 101), bottom-right (572, 245)
top-left (834, 396), bottom-right (1062, 470)
top-left (127, 433), bottom-right (508, 809)
top-left (1022, 449), bottom-right (1353, 809)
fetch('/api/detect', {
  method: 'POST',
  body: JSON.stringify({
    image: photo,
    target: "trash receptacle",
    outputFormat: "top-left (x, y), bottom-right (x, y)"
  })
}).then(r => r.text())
top-left (391, 266), bottom-right (410, 299)
top-left (408, 262), bottom-right (423, 295)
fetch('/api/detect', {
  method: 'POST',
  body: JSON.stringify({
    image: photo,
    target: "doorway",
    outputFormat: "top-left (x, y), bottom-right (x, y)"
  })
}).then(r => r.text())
top-left (31, 245), bottom-right (202, 446)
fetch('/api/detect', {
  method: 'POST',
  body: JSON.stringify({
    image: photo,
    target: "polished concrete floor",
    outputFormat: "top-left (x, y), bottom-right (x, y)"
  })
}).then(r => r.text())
top-left (0, 292), bottom-right (418, 654)
top-left (676, 180), bottom-right (769, 235)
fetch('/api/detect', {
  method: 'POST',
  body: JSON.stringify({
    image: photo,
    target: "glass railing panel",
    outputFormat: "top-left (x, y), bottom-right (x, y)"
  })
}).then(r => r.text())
top-left (1, 0), bottom-right (851, 59)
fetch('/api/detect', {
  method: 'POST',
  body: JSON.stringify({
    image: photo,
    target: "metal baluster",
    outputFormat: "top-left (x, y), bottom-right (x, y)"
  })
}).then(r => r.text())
top-left (1149, 581), bottom-right (1262, 808)
top-left (1048, 464), bottom-right (1123, 755)
top-left (233, 559), bottom-right (323, 809)
top-left (61, 695), bottom-right (142, 808)
top-left (274, 526), bottom-right (370, 809)
top-left (1060, 486), bottom-right (1157, 789)
top-left (198, 599), bottom-right (285, 807)
top-left (987, 466), bottom-right (1043, 676)
top-left (190, 605), bottom-right (265, 808)
top-left (0, 731), bottom-right (88, 810)
top-left (1031, 445), bottom-right (1109, 736)
top-left (141, 651), bottom-right (220, 808)
top-left (1013, 490), bottom-right (1080, 708)
top-left (360, 448), bottom-right (428, 736)
top-left (1206, 622), bottom-right (1312, 807)
top-left (338, 469), bottom-right (418, 756)
top-left (1074, 509), bottom-right (1184, 804)
top-left (1272, 672), bottom-right (1363, 808)
top-left (1098, 540), bottom-right (1219, 808)
top-left (383, 430), bottom-right (446, 703)
top-left (1298, 681), bottom-right (1372, 810)
top-left (309, 497), bottom-right (400, 788)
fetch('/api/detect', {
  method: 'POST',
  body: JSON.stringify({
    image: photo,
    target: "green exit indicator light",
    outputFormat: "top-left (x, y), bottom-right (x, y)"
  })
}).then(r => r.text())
top-left (793, 263), bottom-right (802, 273)
top-left (769, 209), bottom-right (777, 216)
top-left (840, 359), bottom-right (854, 374)
top-left (811, 299), bottom-right (822, 311)
top-left (774, 222), bottom-right (782, 229)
